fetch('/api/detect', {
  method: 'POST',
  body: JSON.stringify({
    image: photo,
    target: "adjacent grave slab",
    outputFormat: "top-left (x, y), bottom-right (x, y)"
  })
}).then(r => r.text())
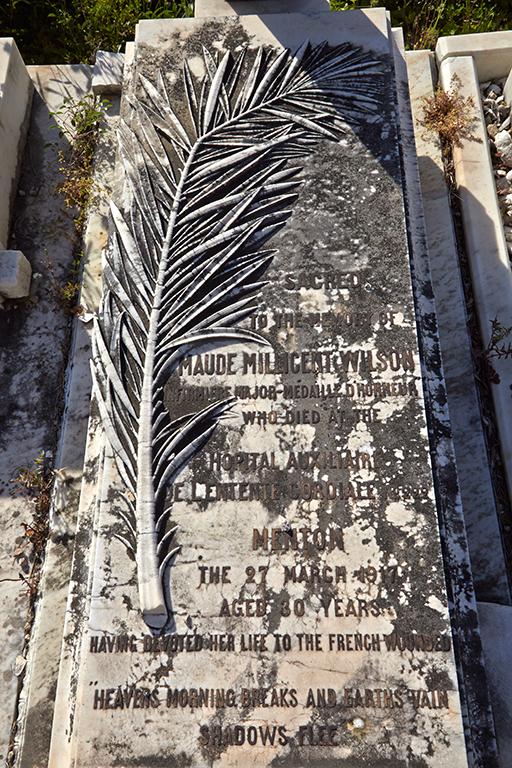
top-left (195, 0), bottom-right (330, 17)
top-left (439, 55), bottom-right (512, 516)
top-left (0, 63), bottom-right (93, 764)
top-left (49, 9), bottom-right (470, 767)
top-left (0, 38), bottom-right (34, 251)
top-left (12, 95), bottom-right (120, 768)
top-left (407, 49), bottom-right (510, 605)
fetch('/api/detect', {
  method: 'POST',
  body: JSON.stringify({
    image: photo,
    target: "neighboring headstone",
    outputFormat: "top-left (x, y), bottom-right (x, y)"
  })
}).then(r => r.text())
top-left (0, 250), bottom-right (31, 298)
top-left (92, 50), bottom-right (124, 95)
top-left (49, 9), bottom-right (470, 768)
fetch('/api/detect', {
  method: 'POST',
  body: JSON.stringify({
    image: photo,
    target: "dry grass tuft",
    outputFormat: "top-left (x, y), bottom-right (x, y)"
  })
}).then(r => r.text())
top-left (419, 73), bottom-right (481, 152)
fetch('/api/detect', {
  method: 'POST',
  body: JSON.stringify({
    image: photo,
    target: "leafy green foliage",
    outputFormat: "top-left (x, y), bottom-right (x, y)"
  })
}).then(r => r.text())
top-left (0, 0), bottom-right (193, 64)
top-left (331, 0), bottom-right (511, 49)
top-left (2, 0), bottom-right (511, 62)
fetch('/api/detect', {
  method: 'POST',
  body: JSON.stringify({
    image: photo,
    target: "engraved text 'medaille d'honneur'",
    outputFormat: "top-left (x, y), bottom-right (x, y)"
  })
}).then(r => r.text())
top-left (91, 41), bottom-right (382, 629)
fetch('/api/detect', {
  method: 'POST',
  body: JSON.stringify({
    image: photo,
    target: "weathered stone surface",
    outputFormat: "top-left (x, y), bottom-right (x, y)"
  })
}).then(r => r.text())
top-left (395, 41), bottom-right (498, 767)
top-left (12, 94), bottom-right (119, 768)
top-left (49, 10), bottom-right (468, 768)
top-left (0, 64), bottom-right (93, 764)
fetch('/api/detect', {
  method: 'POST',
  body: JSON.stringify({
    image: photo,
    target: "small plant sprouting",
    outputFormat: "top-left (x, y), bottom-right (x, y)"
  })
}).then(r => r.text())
top-left (44, 254), bottom-right (83, 317)
top-left (483, 316), bottom-right (512, 384)
top-left (419, 73), bottom-right (481, 154)
top-left (49, 94), bottom-right (111, 230)
top-left (11, 452), bottom-right (54, 600)
top-left (44, 94), bottom-right (110, 317)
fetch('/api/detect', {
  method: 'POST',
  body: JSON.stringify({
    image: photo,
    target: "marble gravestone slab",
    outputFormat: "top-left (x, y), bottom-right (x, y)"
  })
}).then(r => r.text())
top-left (49, 9), bottom-right (469, 768)
top-left (194, 0), bottom-right (331, 18)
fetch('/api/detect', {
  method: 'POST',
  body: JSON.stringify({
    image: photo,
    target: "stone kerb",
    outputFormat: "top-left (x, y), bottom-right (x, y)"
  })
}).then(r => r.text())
top-left (392, 36), bottom-right (499, 765)
top-left (436, 31), bottom-right (512, 81)
top-left (0, 38), bottom-right (33, 252)
top-left (438, 54), bottom-right (512, 519)
top-left (406, 49), bottom-right (510, 605)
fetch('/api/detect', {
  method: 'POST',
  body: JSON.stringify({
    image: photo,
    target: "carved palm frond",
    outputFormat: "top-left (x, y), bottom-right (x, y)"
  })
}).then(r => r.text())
top-left (92, 41), bottom-right (382, 629)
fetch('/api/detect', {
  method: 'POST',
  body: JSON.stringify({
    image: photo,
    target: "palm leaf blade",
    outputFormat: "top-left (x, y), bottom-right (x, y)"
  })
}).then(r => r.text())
top-left (92, 40), bottom-right (383, 629)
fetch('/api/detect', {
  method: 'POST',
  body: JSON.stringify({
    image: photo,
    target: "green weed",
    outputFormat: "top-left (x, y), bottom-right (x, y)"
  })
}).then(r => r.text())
top-left (11, 452), bottom-right (53, 598)
top-left (49, 94), bottom-right (110, 231)
top-left (44, 256), bottom-right (83, 316)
